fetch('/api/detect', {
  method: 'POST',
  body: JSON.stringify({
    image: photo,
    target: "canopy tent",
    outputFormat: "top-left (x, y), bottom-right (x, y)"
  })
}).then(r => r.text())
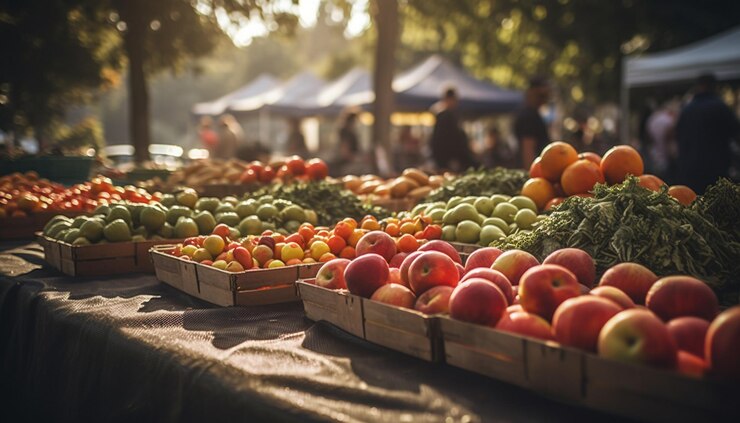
top-left (191, 73), bottom-right (279, 116)
top-left (228, 71), bottom-right (327, 116)
top-left (337, 55), bottom-right (523, 114)
top-left (620, 26), bottom-right (740, 141)
top-left (315, 68), bottom-right (371, 114)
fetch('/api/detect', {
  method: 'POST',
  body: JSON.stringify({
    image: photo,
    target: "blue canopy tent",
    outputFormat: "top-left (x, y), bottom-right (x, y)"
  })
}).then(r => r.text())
top-left (228, 71), bottom-right (327, 116)
top-left (191, 73), bottom-right (279, 116)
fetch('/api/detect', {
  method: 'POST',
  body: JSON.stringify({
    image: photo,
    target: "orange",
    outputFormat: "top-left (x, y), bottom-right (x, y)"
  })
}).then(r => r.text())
top-left (520, 177), bottom-right (556, 212)
top-left (339, 246), bottom-right (356, 259)
top-left (298, 225), bottom-right (315, 243)
top-left (327, 235), bottom-right (347, 255)
top-left (319, 252), bottom-right (337, 263)
top-left (333, 221), bottom-right (353, 240)
top-left (638, 174), bottom-right (665, 192)
top-left (529, 157), bottom-right (543, 178)
top-left (600, 145), bottom-right (644, 185)
top-left (545, 197), bottom-right (565, 211)
top-left (560, 159), bottom-right (605, 196)
top-left (539, 142), bottom-right (578, 182)
top-left (361, 219), bottom-right (381, 231)
top-left (397, 233), bottom-right (420, 253)
top-left (385, 223), bottom-right (400, 237)
top-left (342, 217), bottom-right (358, 229)
top-left (668, 185), bottom-right (697, 206)
top-left (578, 152), bottom-right (602, 166)
top-left (347, 229), bottom-right (365, 247)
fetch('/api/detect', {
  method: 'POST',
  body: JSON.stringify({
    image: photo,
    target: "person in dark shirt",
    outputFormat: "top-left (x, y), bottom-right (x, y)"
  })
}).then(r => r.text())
top-left (429, 87), bottom-right (476, 172)
top-left (675, 74), bottom-right (740, 193)
top-left (513, 77), bottom-right (551, 168)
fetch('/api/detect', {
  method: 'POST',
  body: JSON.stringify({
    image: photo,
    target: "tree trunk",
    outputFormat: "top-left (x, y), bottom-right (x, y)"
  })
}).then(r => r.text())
top-left (371, 0), bottom-right (399, 176)
top-left (119, 1), bottom-right (150, 164)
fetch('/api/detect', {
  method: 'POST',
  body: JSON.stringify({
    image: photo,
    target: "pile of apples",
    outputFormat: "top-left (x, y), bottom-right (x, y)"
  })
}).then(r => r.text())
top-left (0, 173), bottom-right (158, 218)
top-left (316, 245), bottom-right (739, 380)
top-left (524, 142), bottom-right (697, 211)
top-left (238, 156), bottom-right (329, 185)
top-left (170, 216), bottom-right (444, 272)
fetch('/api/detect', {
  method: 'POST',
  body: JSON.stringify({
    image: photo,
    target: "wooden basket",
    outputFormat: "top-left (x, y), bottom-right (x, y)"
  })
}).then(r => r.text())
top-left (38, 233), bottom-right (179, 276)
top-left (296, 279), bottom-right (443, 361)
top-left (439, 316), bottom-right (738, 422)
top-left (151, 246), bottom-right (321, 307)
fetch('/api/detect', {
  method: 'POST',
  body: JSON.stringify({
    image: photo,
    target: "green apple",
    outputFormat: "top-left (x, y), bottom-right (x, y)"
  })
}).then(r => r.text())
top-left (480, 225), bottom-right (507, 245)
top-left (304, 209), bottom-right (318, 226)
top-left (43, 215), bottom-right (71, 233)
top-left (72, 237), bottom-right (91, 246)
top-left (281, 204), bottom-right (306, 222)
top-left (214, 203), bottom-right (236, 215)
top-left (181, 245), bottom-right (198, 257)
top-left (160, 194), bottom-right (176, 208)
top-left (131, 234), bottom-right (147, 242)
top-left (103, 219), bottom-right (132, 242)
top-left (229, 227), bottom-right (241, 240)
top-left (256, 204), bottom-right (279, 221)
top-left (443, 203), bottom-right (483, 225)
top-left (176, 188), bottom-right (199, 209)
top-left (47, 221), bottom-right (72, 239)
top-left (455, 220), bottom-right (481, 244)
top-left (482, 217), bottom-right (510, 235)
top-left (157, 222), bottom-right (174, 239)
top-left (193, 210), bottom-right (216, 234)
top-left (195, 197), bottom-right (220, 213)
top-left (222, 196), bottom-right (239, 206)
top-left (257, 195), bottom-right (274, 205)
top-left (106, 205), bottom-right (132, 224)
top-left (63, 228), bottom-right (81, 244)
top-left (174, 217), bottom-right (199, 239)
top-left (429, 208), bottom-right (445, 223)
top-left (446, 196), bottom-right (464, 209)
top-left (509, 196), bottom-right (538, 213)
top-left (490, 194), bottom-right (511, 207)
top-left (70, 216), bottom-right (88, 228)
top-left (93, 204), bottom-right (111, 217)
top-left (140, 205), bottom-right (166, 231)
top-left (441, 224), bottom-right (457, 241)
top-left (192, 247), bottom-right (213, 262)
top-left (493, 202), bottom-right (518, 224)
top-left (166, 205), bottom-right (192, 225)
top-left (261, 221), bottom-right (276, 232)
top-left (235, 201), bottom-right (257, 219)
top-left (239, 216), bottom-right (263, 236)
top-left (212, 260), bottom-right (228, 270)
top-left (410, 203), bottom-right (427, 216)
top-left (273, 199), bottom-right (291, 210)
top-left (79, 219), bottom-right (104, 242)
top-left (514, 208), bottom-right (538, 229)
top-left (474, 197), bottom-right (494, 216)
top-left (132, 225), bottom-right (148, 238)
top-left (216, 212), bottom-right (240, 227)
top-left (283, 220), bottom-right (301, 233)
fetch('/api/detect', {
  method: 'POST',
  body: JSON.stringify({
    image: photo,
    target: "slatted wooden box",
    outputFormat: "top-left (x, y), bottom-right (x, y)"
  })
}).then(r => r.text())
top-left (38, 234), bottom-right (178, 276)
top-left (151, 245), bottom-right (321, 307)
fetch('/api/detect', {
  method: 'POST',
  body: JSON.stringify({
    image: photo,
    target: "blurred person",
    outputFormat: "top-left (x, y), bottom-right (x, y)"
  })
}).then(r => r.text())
top-left (215, 114), bottom-right (245, 159)
top-left (646, 99), bottom-right (679, 180)
top-left (284, 117), bottom-right (308, 158)
top-left (513, 77), bottom-right (551, 168)
top-left (394, 125), bottom-right (423, 172)
top-left (198, 116), bottom-right (219, 158)
top-left (482, 126), bottom-right (515, 169)
top-left (675, 74), bottom-right (740, 193)
top-left (338, 110), bottom-right (360, 155)
top-left (429, 87), bottom-right (476, 172)
top-left (329, 110), bottom-right (367, 176)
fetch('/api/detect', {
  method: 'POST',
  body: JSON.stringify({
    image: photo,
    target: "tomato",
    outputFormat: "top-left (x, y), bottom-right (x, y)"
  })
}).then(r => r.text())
top-left (305, 158), bottom-right (329, 180)
top-left (285, 156), bottom-right (306, 175)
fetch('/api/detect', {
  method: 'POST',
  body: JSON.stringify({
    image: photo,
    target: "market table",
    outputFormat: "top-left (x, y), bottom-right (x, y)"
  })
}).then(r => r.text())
top-left (0, 241), bottom-right (624, 422)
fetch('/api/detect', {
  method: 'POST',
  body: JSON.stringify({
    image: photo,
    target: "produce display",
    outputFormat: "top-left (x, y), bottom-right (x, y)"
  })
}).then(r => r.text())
top-left (249, 180), bottom-right (390, 226)
top-left (525, 142), bottom-right (697, 211)
top-left (406, 194), bottom-right (546, 246)
top-left (167, 216), bottom-right (443, 271)
top-left (137, 156), bottom-right (329, 193)
top-left (340, 168), bottom-right (448, 201)
top-left (423, 167), bottom-right (529, 203)
top-left (495, 177), bottom-right (740, 305)
top-left (0, 172), bottom-right (158, 217)
top-left (316, 243), bottom-right (739, 380)
top-left (42, 187), bottom-right (318, 244)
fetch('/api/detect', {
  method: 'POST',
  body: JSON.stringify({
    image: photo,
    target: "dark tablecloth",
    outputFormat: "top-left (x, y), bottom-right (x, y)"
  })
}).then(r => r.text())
top-left (0, 242), bottom-right (621, 422)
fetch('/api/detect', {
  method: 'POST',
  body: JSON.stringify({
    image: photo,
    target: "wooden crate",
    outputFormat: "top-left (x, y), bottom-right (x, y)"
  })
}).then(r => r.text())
top-left (361, 298), bottom-right (442, 362)
top-left (296, 280), bottom-right (442, 361)
top-left (151, 246), bottom-right (317, 307)
top-left (440, 316), bottom-right (739, 422)
top-left (38, 234), bottom-right (180, 276)
top-left (295, 279), bottom-right (364, 338)
top-left (1, 210), bottom-right (85, 240)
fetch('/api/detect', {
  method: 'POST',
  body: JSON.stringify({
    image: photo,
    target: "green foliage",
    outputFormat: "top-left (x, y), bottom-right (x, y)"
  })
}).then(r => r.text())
top-left (425, 167), bottom-right (529, 202)
top-left (54, 117), bottom-right (105, 152)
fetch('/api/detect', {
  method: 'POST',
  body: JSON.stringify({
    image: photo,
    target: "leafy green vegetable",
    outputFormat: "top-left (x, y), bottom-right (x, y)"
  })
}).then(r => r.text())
top-left (692, 178), bottom-right (740, 243)
top-left (248, 181), bottom-right (390, 226)
top-left (425, 167), bottom-right (528, 202)
top-left (495, 177), bottom-right (740, 305)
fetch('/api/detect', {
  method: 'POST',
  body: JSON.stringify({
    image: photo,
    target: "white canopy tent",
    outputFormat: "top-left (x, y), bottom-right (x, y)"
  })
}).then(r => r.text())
top-left (191, 73), bottom-right (279, 116)
top-left (620, 26), bottom-right (740, 141)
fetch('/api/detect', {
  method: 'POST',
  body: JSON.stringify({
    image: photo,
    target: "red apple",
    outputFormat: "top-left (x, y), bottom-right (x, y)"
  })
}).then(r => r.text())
top-left (399, 251), bottom-right (424, 287)
top-left (232, 247), bottom-right (253, 270)
top-left (667, 317), bottom-right (709, 359)
top-left (408, 251), bottom-right (459, 295)
top-left (461, 268), bottom-right (514, 304)
top-left (598, 262), bottom-right (658, 305)
top-left (315, 258), bottom-right (351, 290)
top-left (387, 267), bottom-right (405, 286)
top-left (496, 310), bottom-right (554, 341)
top-left (543, 248), bottom-right (596, 288)
top-left (389, 252), bottom-right (408, 269)
top-left (597, 309), bottom-right (677, 369)
top-left (455, 263), bottom-right (465, 280)
top-left (589, 286), bottom-right (635, 310)
top-left (518, 264), bottom-right (581, 321)
top-left (705, 306), bottom-right (740, 380)
top-left (552, 296), bottom-right (622, 352)
top-left (344, 253), bottom-right (389, 298)
top-left (356, 231), bottom-right (397, 262)
top-left (646, 276), bottom-right (718, 321)
top-left (370, 283), bottom-right (416, 309)
top-left (417, 240), bottom-right (462, 264)
top-left (414, 285), bottom-right (454, 315)
top-left (491, 249), bottom-right (540, 286)
top-left (449, 278), bottom-right (507, 327)
top-left (464, 247), bottom-right (503, 272)
top-left (676, 350), bottom-right (706, 377)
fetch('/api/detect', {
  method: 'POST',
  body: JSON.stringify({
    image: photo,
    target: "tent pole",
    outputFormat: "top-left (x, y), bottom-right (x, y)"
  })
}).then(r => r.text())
top-left (620, 59), bottom-right (630, 145)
